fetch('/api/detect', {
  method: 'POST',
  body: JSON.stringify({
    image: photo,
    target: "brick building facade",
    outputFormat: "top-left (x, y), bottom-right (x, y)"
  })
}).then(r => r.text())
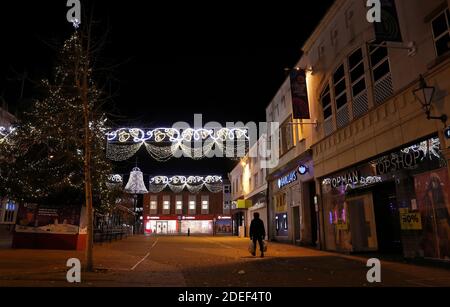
top-left (143, 189), bottom-right (232, 235)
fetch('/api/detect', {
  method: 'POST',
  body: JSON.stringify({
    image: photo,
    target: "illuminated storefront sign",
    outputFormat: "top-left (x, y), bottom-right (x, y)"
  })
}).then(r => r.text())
top-left (298, 164), bottom-right (309, 175)
top-left (217, 216), bottom-right (232, 220)
top-left (322, 137), bottom-right (441, 191)
top-left (445, 127), bottom-right (450, 139)
top-left (322, 170), bottom-right (382, 190)
top-left (375, 137), bottom-right (440, 174)
top-left (277, 171), bottom-right (297, 189)
top-left (236, 199), bottom-right (252, 209)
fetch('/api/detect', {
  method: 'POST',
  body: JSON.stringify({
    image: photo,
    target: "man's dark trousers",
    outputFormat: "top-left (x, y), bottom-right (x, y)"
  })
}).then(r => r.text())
top-left (252, 236), bottom-right (264, 253)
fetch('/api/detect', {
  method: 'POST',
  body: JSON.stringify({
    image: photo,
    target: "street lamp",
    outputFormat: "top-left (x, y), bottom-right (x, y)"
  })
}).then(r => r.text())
top-left (124, 167), bottom-right (148, 234)
top-left (413, 75), bottom-right (447, 124)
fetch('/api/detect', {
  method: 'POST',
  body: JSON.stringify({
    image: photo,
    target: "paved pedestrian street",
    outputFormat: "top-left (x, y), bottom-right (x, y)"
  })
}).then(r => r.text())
top-left (0, 235), bottom-right (449, 287)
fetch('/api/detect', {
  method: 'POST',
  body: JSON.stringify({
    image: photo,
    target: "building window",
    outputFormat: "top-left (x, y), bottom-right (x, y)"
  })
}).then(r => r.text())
top-left (201, 196), bottom-right (209, 214)
top-left (279, 117), bottom-right (294, 156)
top-left (369, 44), bottom-right (390, 81)
top-left (333, 63), bottom-right (350, 129)
top-left (189, 197), bottom-right (196, 215)
top-left (348, 47), bottom-right (369, 118)
top-left (321, 84), bottom-right (332, 120)
top-left (348, 48), bottom-right (366, 97)
top-left (176, 200), bottom-right (183, 214)
top-left (163, 201), bottom-right (170, 210)
top-left (431, 8), bottom-right (450, 57)
top-left (1, 200), bottom-right (17, 223)
top-left (163, 198), bottom-right (170, 214)
top-left (333, 64), bottom-right (347, 111)
top-left (369, 43), bottom-right (393, 105)
top-left (150, 201), bottom-right (157, 210)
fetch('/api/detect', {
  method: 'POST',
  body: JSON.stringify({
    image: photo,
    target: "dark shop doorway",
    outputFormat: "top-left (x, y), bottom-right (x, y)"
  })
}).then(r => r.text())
top-left (372, 182), bottom-right (403, 254)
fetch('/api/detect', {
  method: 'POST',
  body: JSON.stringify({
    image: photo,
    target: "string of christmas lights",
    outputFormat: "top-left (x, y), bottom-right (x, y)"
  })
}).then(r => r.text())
top-left (104, 127), bottom-right (250, 161)
top-left (0, 126), bottom-right (15, 144)
top-left (148, 175), bottom-right (223, 194)
top-left (106, 127), bottom-right (249, 143)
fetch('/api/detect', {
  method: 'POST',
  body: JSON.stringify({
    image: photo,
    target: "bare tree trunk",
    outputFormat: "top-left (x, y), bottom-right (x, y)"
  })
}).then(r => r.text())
top-left (82, 66), bottom-right (94, 272)
top-left (79, 21), bottom-right (95, 272)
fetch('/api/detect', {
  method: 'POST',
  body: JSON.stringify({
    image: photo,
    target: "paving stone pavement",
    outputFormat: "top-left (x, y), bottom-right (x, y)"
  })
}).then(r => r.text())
top-left (0, 235), bottom-right (449, 287)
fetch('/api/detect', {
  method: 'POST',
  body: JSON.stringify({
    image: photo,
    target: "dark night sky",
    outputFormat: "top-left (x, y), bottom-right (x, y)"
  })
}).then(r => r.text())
top-left (0, 0), bottom-right (334, 178)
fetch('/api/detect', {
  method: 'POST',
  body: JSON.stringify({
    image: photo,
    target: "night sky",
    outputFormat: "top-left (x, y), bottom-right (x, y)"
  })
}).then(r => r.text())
top-left (0, 0), bottom-right (334, 178)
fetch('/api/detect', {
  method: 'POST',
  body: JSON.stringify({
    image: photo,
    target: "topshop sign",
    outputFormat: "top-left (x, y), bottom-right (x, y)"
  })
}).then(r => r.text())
top-left (322, 137), bottom-right (441, 191)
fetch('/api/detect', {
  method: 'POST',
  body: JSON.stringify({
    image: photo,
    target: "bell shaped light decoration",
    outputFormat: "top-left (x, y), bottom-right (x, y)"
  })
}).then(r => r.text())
top-left (125, 167), bottom-right (148, 194)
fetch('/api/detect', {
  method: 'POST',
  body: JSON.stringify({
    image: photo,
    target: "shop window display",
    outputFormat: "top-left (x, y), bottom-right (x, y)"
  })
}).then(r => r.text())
top-left (414, 168), bottom-right (450, 260)
top-left (321, 136), bottom-right (449, 258)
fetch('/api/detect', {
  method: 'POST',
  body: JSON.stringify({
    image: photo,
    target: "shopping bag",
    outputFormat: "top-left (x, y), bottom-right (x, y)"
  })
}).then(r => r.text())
top-left (248, 240), bottom-right (256, 254)
top-left (263, 240), bottom-right (268, 252)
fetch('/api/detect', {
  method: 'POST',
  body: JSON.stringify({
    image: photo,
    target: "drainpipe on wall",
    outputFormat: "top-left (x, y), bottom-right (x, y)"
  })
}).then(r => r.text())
top-left (316, 179), bottom-right (326, 251)
top-left (265, 182), bottom-right (271, 242)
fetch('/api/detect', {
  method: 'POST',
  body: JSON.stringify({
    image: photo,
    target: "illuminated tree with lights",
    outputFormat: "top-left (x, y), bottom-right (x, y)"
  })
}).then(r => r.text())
top-left (0, 31), bottom-right (115, 271)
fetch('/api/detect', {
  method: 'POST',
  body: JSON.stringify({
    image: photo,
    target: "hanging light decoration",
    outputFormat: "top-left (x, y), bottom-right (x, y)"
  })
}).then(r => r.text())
top-left (125, 167), bottom-right (148, 194)
top-left (0, 126), bottom-right (15, 144)
top-left (105, 127), bottom-right (249, 162)
top-left (148, 175), bottom-right (223, 194)
top-left (124, 167), bottom-right (148, 235)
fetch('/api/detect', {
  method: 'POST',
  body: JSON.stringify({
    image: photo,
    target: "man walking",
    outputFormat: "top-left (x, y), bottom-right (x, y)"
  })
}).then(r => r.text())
top-left (249, 212), bottom-right (266, 257)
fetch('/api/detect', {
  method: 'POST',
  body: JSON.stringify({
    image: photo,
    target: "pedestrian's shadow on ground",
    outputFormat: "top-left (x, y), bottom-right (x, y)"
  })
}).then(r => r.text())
top-left (241, 256), bottom-right (272, 259)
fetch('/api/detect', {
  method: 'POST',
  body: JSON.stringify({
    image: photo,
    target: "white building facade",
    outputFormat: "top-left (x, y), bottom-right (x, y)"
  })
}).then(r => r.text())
top-left (297, 0), bottom-right (450, 260)
top-left (229, 136), bottom-right (269, 239)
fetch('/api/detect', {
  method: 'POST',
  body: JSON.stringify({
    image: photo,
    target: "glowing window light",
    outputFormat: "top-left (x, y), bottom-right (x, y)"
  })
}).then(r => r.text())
top-left (189, 201), bottom-right (196, 210)
top-left (150, 201), bottom-right (157, 210)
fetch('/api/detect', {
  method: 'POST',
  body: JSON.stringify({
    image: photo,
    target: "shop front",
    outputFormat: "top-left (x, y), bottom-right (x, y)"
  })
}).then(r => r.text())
top-left (271, 168), bottom-right (298, 242)
top-left (215, 215), bottom-right (232, 235)
top-left (269, 157), bottom-right (316, 245)
top-left (144, 215), bottom-right (223, 235)
top-left (145, 216), bottom-right (179, 235)
top-left (320, 135), bottom-right (450, 260)
top-left (180, 215), bottom-right (214, 234)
